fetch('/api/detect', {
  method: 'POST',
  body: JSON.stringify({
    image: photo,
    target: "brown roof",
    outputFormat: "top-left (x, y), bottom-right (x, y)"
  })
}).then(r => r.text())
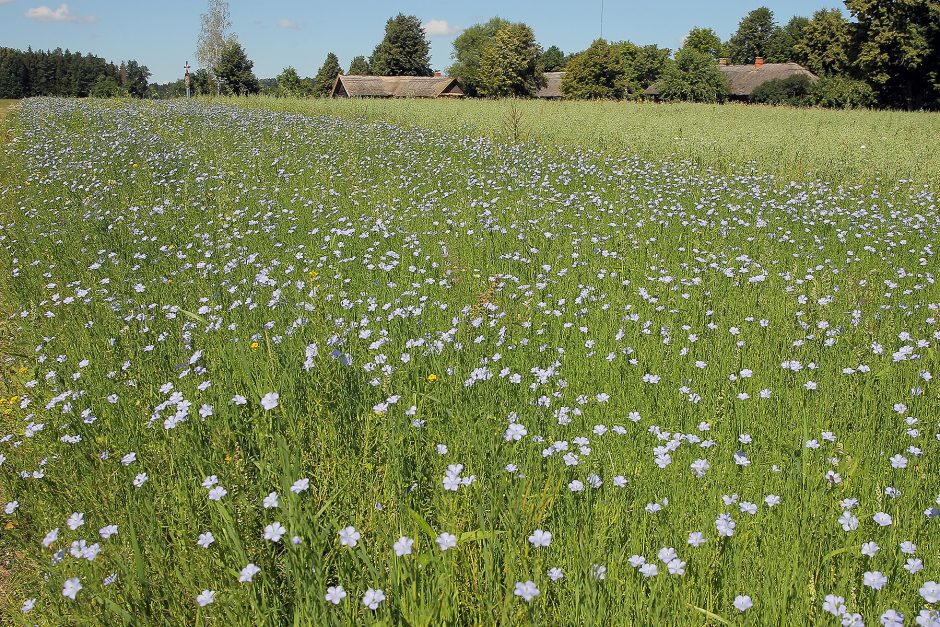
top-left (644, 62), bottom-right (818, 97)
top-left (536, 72), bottom-right (565, 98)
top-left (331, 75), bottom-right (464, 98)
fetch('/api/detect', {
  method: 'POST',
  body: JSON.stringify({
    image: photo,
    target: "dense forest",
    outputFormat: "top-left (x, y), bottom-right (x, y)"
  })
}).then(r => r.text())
top-left (0, 48), bottom-right (150, 99)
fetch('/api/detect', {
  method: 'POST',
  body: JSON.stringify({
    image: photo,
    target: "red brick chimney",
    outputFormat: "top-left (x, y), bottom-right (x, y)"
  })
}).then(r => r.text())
top-left (434, 70), bottom-right (442, 77)
top-left (755, 57), bottom-right (764, 69)
top-left (718, 57), bottom-right (729, 66)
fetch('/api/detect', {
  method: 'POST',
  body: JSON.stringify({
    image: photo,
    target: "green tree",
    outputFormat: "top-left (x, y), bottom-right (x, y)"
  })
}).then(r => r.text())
top-left (766, 16), bottom-right (810, 63)
top-left (540, 45), bottom-right (566, 71)
top-left (476, 23), bottom-right (545, 97)
top-left (727, 7), bottom-right (778, 64)
top-left (89, 75), bottom-right (120, 98)
top-left (561, 39), bottom-right (628, 99)
top-left (276, 66), bottom-right (306, 97)
top-left (657, 48), bottom-right (729, 103)
top-left (313, 53), bottom-right (343, 96)
top-left (683, 27), bottom-right (724, 59)
top-left (370, 13), bottom-right (432, 76)
top-left (448, 17), bottom-right (514, 96)
top-left (348, 56), bottom-right (370, 75)
top-left (794, 9), bottom-right (852, 76)
top-left (123, 60), bottom-right (151, 98)
top-left (846, 0), bottom-right (939, 109)
top-left (617, 43), bottom-right (672, 91)
top-left (214, 39), bottom-right (259, 96)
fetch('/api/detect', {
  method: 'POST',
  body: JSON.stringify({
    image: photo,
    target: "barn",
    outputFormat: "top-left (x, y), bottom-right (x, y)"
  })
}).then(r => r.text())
top-left (330, 75), bottom-right (464, 98)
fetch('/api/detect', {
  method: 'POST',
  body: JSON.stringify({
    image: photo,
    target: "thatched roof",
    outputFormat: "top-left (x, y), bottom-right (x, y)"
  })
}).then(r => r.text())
top-left (331, 75), bottom-right (464, 98)
top-left (644, 62), bottom-right (818, 98)
top-left (536, 72), bottom-right (565, 98)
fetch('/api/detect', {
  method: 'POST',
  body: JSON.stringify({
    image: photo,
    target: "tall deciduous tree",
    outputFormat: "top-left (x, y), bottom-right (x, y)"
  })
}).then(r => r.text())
top-left (123, 60), bottom-right (151, 98)
top-left (196, 0), bottom-right (231, 95)
top-left (348, 56), bottom-right (370, 75)
top-left (448, 17), bottom-right (513, 96)
top-left (476, 23), bottom-right (545, 97)
top-left (658, 48), bottom-right (729, 103)
top-left (766, 16), bottom-right (810, 63)
top-left (616, 42), bottom-right (672, 91)
top-left (683, 27), bottom-right (724, 59)
top-left (846, 0), bottom-right (939, 109)
top-left (276, 66), bottom-right (306, 96)
top-left (561, 39), bottom-right (628, 99)
top-left (370, 13), bottom-right (432, 76)
top-left (313, 53), bottom-right (343, 96)
top-left (540, 45), bottom-right (566, 71)
top-left (727, 7), bottom-right (778, 64)
top-left (795, 9), bottom-right (853, 76)
top-left (214, 39), bottom-right (259, 96)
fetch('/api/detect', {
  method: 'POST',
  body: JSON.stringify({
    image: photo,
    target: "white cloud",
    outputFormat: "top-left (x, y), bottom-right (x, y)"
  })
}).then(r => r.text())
top-left (0, 0), bottom-right (17, 6)
top-left (278, 18), bottom-right (299, 30)
top-left (25, 3), bottom-right (95, 23)
top-left (422, 19), bottom-right (458, 37)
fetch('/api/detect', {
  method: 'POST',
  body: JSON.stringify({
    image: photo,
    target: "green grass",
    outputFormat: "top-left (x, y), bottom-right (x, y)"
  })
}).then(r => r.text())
top-left (235, 95), bottom-right (940, 189)
top-left (0, 97), bottom-right (938, 625)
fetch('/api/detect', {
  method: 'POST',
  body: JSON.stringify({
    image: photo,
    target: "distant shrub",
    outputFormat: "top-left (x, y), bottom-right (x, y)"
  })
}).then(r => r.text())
top-left (807, 75), bottom-right (876, 109)
top-left (750, 75), bottom-right (813, 106)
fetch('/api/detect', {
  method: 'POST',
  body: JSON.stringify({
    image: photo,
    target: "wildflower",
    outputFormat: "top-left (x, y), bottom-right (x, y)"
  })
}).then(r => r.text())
top-left (514, 581), bottom-right (540, 601)
top-left (196, 590), bottom-right (215, 607)
top-left (263, 492), bottom-right (279, 509)
top-left (640, 563), bottom-right (659, 577)
top-left (547, 567), bottom-right (564, 581)
top-left (861, 541), bottom-right (879, 557)
top-left (290, 478), bottom-right (310, 493)
top-left (197, 531), bottom-right (215, 548)
top-left (426, 374), bottom-right (438, 382)
top-left (872, 512), bottom-right (892, 526)
top-left (207, 486), bottom-right (227, 501)
top-left (260, 392), bottom-right (279, 410)
top-left (688, 532), bottom-right (706, 547)
top-left (338, 526), bottom-right (360, 547)
top-left (921, 581), bottom-right (940, 603)
top-left (362, 588), bottom-right (385, 610)
top-left (325, 585), bottom-right (347, 605)
top-left (528, 529), bottom-right (552, 548)
top-left (134, 473), bottom-right (148, 487)
top-left (394, 536), bottom-right (414, 556)
top-left (823, 594), bottom-right (846, 616)
top-left (43, 528), bottom-right (59, 547)
top-left (62, 577), bottom-right (82, 600)
top-left (66, 512), bottom-right (84, 530)
top-left (264, 522), bottom-right (286, 543)
top-left (21, 598), bottom-right (35, 613)
top-left (863, 571), bottom-right (888, 590)
top-left (436, 532), bottom-right (457, 551)
top-left (881, 610), bottom-right (904, 627)
top-left (592, 564), bottom-right (607, 580)
top-left (734, 595), bottom-right (753, 612)
top-left (239, 563), bottom-right (261, 583)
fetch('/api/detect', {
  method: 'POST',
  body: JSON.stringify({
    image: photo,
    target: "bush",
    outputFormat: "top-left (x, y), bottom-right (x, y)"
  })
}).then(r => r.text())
top-left (807, 75), bottom-right (876, 109)
top-left (750, 75), bottom-right (813, 106)
top-left (657, 48), bottom-right (729, 103)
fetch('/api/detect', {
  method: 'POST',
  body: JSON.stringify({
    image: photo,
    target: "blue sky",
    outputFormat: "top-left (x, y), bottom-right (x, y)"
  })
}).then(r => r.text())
top-left (0, 1), bottom-right (846, 83)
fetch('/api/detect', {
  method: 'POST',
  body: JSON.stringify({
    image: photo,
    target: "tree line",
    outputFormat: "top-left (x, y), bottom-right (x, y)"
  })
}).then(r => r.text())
top-left (0, 47), bottom-right (150, 99)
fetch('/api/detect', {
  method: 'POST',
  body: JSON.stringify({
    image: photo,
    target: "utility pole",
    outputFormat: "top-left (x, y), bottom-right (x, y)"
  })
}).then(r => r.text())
top-left (600, 0), bottom-right (604, 40)
top-left (184, 61), bottom-right (191, 98)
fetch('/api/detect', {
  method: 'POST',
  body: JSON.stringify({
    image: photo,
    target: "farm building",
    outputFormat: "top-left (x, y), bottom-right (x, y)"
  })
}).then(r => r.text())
top-left (536, 72), bottom-right (566, 99)
top-left (330, 75), bottom-right (464, 98)
top-left (644, 58), bottom-right (818, 100)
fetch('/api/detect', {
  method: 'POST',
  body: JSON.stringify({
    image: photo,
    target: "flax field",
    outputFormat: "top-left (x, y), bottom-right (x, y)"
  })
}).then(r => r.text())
top-left (0, 98), bottom-right (938, 625)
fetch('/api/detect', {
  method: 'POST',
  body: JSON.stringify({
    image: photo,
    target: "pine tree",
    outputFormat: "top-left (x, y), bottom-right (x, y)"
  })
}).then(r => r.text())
top-left (348, 56), bottom-right (371, 75)
top-left (313, 53), bottom-right (343, 96)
